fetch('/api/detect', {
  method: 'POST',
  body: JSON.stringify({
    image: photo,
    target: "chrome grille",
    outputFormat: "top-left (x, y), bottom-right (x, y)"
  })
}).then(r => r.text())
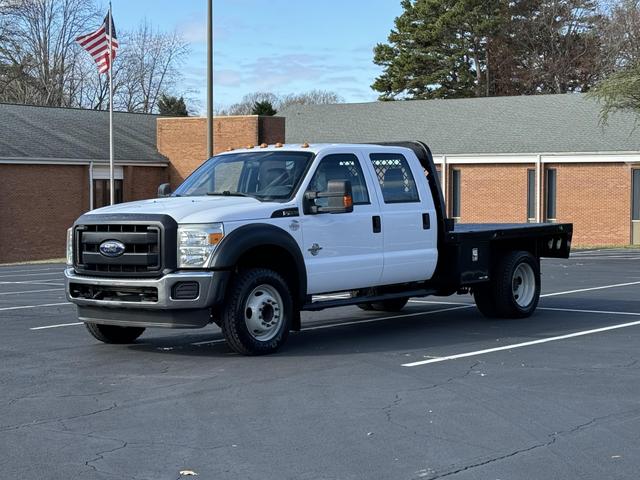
top-left (75, 224), bottom-right (161, 276)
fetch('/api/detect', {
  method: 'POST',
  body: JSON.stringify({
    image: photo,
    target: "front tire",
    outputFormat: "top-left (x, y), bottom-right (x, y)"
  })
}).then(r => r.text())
top-left (85, 323), bottom-right (145, 344)
top-left (220, 268), bottom-right (293, 355)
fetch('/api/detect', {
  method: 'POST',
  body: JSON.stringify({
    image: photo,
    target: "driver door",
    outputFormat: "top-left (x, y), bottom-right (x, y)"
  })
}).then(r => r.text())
top-left (300, 153), bottom-right (384, 294)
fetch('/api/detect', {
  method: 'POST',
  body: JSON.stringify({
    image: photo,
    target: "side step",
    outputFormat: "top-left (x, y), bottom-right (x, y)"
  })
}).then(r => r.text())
top-left (302, 288), bottom-right (437, 311)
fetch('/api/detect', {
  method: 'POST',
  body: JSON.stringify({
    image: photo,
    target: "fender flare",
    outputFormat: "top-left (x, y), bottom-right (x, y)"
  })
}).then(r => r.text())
top-left (211, 223), bottom-right (307, 306)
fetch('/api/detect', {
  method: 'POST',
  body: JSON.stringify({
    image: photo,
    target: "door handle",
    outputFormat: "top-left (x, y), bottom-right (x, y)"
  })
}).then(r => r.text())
top-left (372, 215), bottom-right (381, 233)
top-left (422, 213), bottom-right (431, 230)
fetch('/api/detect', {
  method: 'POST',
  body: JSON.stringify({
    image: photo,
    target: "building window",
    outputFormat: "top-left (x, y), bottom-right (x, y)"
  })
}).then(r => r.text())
top-left (451, 169), bottom-right (461, 219)
top-left (93, 179), bottom-right (123, 209)
top-left (527, 169), bottom-right (536, 222)
top-left (545, 168), bottom-right (557, 222)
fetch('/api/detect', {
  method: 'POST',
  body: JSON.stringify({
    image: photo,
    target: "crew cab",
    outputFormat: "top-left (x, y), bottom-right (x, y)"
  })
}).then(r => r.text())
top-left (65, 141), bottom-right (572, 355)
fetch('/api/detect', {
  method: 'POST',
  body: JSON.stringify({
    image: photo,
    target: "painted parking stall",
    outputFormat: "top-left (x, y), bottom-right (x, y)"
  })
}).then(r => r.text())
top-left (1, 252), bottom-right (640, 479)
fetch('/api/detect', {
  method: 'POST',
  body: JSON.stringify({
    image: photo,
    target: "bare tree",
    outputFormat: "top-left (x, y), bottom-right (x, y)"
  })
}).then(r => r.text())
top-left (0, 0), bottom-right (100, 106)
top-left (117, 21), bottom-right (189, 113)
top-left (222, 90), bottom-right (344, 116)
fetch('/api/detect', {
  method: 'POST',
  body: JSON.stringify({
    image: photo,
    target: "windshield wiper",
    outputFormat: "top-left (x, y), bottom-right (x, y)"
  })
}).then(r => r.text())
top-left (207, 191), bottom-right (254, 198)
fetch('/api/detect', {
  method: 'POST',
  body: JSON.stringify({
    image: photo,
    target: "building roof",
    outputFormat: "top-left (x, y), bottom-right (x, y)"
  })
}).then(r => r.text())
top-left (280, 94), bottom-right (640, 155)
top-left (0, 103), bottom-right (168, 165)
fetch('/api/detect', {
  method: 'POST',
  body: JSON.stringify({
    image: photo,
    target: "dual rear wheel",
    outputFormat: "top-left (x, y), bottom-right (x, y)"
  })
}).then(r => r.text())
top-left (473, 250), bottom-right (540, 318)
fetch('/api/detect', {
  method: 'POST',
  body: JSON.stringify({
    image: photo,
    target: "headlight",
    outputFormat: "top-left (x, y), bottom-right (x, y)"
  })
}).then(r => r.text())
top-left (177, 223), bottom-right (224, 268)
top-left (66, 228), bottom-right (74, 266)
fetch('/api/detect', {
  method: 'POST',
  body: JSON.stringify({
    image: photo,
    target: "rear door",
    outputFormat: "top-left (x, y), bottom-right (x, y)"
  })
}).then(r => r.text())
top-left (365, 150), bottom-right (438, 284)
top-left (300, 152), bottom-right (384, 294)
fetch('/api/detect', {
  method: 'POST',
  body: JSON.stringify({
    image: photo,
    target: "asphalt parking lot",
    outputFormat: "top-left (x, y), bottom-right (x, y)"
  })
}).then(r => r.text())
top-left (1, 250), bottom-right (640, 480)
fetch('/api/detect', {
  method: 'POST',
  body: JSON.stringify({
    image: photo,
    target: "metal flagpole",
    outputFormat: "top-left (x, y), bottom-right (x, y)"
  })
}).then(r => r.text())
top-left (207, 0), bottom-right (214, 158)
top-left (108, 2), bottom-right (115, 205)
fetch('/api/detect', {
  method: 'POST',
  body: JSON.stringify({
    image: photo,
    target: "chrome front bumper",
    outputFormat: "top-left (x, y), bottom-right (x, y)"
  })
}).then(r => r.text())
top-left (64, 268), bottom-right (221, 329)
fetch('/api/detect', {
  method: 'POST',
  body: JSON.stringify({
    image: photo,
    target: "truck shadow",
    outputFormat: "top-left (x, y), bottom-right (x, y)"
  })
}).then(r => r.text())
top-left (124, 299), bottom-right (632, 359)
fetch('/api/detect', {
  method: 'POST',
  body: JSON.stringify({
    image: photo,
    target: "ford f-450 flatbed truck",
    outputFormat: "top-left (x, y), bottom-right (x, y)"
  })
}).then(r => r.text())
top-left (65, 141), bottom-right (572, 355)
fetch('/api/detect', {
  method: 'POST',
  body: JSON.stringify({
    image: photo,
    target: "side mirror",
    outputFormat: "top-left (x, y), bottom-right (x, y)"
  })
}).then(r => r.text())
top-left (304, 180), bottom-right (354, 214)
top-left (157, 183), bottom-right (172, 197)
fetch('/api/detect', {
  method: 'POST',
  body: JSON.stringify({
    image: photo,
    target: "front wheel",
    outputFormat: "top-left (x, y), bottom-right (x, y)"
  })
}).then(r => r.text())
top-left (474, 251), bottom-right (540, 319)
top-left (220, 268), bottom-right (293, 355)
top-left (85, 323), bottom-right (145, 344)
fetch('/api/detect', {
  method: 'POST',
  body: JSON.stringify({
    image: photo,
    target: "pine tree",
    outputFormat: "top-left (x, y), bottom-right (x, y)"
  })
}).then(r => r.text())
top-left (251, 100), bottom-right (277, 116)
top-left (157, 95), bottom-right (189, 116)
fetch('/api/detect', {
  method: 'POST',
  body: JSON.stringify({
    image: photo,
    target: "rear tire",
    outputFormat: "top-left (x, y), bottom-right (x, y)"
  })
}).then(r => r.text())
top-left (474, 250), bottom-right (540, 319)
top-left (357, 303), bottom-right (375, 311)
top-left (85, 323), bottom-right (145, 344)
top-left (370, 297), bottom-right (410, 312)
top-left (220, 268), bottom-right (292, 355)
top-left (357, 298), bottom-right (409, 312)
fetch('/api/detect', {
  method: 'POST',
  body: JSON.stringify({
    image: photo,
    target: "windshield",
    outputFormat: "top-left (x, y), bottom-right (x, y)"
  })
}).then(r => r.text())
top-left (173, 151), bottom-right (315, 201)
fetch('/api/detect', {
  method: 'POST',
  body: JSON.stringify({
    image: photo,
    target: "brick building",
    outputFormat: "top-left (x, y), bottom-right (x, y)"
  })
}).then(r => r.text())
top-left (0, 103), bottom-right (284, 263)
top-left (1, 93), bottom-right (638, 263)
top-left (280, 94), bottom-right (640, 246)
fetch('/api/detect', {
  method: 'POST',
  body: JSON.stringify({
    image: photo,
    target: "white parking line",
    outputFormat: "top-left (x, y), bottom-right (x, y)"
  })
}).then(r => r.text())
top-left (540, 281), bottom-right (640, 297)
top-left (538, 307), bottom-right (640, 316)
top-left (30, 322), bottom-right (82, 330)
top-left (0, 288), bottom-right (63, 296)
top-left (403, 317), bottom-right (640, 367)
top-left (0, 267), bottom-right (63, 275)
top-left (0, 272), bottom-right (62, 278)
top-left (0, 302), bottom-right (71, 312)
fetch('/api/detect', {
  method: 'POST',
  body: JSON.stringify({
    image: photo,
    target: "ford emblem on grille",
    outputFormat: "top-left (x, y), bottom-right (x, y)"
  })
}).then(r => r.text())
top-left (99, 240), bottom-right (126, 257)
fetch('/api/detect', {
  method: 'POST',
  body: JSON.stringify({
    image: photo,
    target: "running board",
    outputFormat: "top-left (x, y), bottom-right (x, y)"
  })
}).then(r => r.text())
top-left (302, 288), bottom-right (437, 311)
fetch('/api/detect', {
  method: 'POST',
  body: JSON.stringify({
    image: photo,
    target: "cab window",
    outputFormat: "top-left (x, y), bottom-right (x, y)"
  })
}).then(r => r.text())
top-left (369, 153), bottom-right (420, 203)
top-left (307, 154), bottom-right (370, 206)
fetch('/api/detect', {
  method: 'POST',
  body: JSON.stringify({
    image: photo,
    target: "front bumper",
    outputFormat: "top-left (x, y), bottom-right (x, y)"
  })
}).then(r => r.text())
top-left (64, 268), bottom-right (226, 328)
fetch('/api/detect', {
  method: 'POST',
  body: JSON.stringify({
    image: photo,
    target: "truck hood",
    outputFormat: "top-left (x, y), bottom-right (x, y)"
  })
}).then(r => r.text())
top-left (90, 196), bottom-right (283, 224)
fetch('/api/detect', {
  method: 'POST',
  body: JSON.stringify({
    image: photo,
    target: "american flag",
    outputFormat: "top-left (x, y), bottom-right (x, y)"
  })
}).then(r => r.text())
top-left (75, 13), bottom-right (119, 74)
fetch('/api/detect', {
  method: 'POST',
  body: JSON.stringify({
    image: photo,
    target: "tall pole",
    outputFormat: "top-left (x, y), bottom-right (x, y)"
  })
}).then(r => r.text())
top-left (108, 2), bottom-right (115, 205)
top-left (206, 0), bottom-right (214, 158)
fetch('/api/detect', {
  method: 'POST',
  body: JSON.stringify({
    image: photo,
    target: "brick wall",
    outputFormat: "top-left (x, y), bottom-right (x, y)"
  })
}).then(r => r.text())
top-left (157, 116), bottom-right (285, 187)
top-left (0, 164), bottom-right (168, 264)
top-left (550, 163), bottom-right (631, 246)
top-left (439, 162), bottom-right (632, 247)
top-left (123, 166), bottom-right (169, 202)
top-left (0, 164), bottom-right (89, 263)
top-left (452, 164), bottom-right (530, 223)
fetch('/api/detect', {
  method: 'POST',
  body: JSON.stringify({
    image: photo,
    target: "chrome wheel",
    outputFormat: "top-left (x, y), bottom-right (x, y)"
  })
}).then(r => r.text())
top-left (244, 284), bottom-right (283, 342)
top-left (512, 262), bottom-right (535, 308)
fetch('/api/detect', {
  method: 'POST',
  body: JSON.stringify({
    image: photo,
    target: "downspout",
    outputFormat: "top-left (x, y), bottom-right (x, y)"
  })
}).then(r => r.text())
top-left (536, 155), bottom-right (542, 223)
top-left (89, 161), bottom-right (94, 211)
top-left (442, 155), bottom-right (448, 216)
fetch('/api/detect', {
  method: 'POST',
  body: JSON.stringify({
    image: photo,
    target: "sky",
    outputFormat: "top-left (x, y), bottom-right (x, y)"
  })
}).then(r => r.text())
top-left (109, 0), bottom-right (403, 115)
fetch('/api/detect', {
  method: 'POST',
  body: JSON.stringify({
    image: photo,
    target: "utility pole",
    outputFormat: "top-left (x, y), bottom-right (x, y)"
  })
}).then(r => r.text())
top-left (206, 0), bottom-right (214, 158)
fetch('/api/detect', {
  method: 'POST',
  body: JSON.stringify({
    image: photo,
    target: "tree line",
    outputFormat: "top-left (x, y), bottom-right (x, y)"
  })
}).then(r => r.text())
top-left (0, 0), bottom-right (189, 114)
top-left (372, 0), bottom-right (640, 116)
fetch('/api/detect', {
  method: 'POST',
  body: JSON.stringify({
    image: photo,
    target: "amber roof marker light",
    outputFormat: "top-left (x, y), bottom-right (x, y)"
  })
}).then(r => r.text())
top-left (274, 143), bottom-right (284, 148)
top-left (301, 142), bottom-right (310, 148)
top-left (260, 143), bottom-right (268, 148)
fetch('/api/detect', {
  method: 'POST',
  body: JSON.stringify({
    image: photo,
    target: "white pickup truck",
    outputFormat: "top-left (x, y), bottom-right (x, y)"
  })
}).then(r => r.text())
top-left (65, 141), bottom-right (572, 355)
